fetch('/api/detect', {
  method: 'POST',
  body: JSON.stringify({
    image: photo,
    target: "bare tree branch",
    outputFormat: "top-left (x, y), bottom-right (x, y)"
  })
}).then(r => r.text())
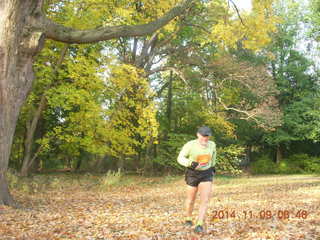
top-left (147, 66), bottom-right (190, 87)
top-left (212, 88), bottom-right (277, 130)
top-left (214, 88), bottom-right (256, 117)
top-left (132, 38), bottom-right (138, 62)
top-left (136, 32), bottom-right (158, 67)
top-left (228, 0), bottom-right (246, 26)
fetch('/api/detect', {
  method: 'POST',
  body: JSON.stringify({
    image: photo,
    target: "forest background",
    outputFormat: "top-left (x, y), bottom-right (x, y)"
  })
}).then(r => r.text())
top-left (7, 0), bottom-right (320, 180)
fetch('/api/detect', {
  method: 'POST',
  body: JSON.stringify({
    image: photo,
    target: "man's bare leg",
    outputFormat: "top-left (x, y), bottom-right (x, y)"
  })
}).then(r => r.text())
top-left (185, 185), bottom-right (198, 221)
top-left (196, 181), bottom-right (212, 225)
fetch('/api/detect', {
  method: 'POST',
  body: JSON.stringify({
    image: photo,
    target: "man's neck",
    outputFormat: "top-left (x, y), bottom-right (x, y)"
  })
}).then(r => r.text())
top-left (198, 140), bottom-right (208, 148)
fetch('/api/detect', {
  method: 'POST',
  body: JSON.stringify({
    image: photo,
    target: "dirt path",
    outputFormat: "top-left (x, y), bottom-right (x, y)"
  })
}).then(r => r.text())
top-left (0, 175), bottom-right (319, 239)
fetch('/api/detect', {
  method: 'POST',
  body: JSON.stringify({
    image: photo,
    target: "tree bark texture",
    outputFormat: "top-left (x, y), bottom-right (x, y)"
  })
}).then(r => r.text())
top-left (0, 1), bottom-right (45, 205)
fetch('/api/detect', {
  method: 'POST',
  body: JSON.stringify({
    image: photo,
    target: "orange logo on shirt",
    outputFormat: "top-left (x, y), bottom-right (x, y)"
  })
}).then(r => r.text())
top-left (196, 154), bottom-right (211, 166)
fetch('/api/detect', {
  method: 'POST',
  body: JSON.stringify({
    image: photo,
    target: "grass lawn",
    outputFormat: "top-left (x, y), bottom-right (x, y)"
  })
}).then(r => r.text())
top-left (0, 174), bottom-right (319, 239)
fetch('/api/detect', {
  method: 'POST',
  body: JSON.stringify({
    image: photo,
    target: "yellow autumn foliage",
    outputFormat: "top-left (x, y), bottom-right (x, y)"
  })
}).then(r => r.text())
top-left (210, 0), bottom-right (281, 52)
top-left (46, 0), bottom-right (178, 32)
top-left (105, 63), bottom-right (159, 157)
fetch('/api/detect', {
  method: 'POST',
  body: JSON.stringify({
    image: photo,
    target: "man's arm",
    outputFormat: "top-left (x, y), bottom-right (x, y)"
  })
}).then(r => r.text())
top-left (211, 142), bottom-right (217, 168)
top-left (177, 142), bottom-right (192, 167)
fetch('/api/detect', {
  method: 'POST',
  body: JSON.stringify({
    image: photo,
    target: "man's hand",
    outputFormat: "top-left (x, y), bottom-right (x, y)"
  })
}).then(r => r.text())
top-left (190, 161), bottom-right (199, 170)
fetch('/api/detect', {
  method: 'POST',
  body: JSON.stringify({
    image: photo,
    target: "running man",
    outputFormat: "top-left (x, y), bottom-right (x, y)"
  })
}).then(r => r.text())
top-left (177, 126), bottom-right (216, 233)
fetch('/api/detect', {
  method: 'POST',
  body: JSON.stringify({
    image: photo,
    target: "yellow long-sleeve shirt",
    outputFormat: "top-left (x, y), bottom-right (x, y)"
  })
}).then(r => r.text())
top-left (177, 140), bottom-right (216, 170)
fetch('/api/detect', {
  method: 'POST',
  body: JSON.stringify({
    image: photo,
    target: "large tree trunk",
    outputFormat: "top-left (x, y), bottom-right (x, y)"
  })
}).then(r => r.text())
top-left (0, 172), bottom-right (15, 207)
top-left (0, 1), bottom-right (45, 206)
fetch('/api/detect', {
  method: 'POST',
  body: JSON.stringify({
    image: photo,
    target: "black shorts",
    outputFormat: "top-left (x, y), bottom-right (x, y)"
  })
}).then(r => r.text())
top-left (185, 167), bottom-right (214, 187)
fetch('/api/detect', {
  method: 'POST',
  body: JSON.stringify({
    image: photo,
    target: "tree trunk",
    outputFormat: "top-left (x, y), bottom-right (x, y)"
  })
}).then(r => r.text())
top-left (166, 70), bottom-right (173, 131)
top-left (20, 44), bottom-right (68, 176)
top-left (0, 1), bottom-right (45, 206)
top-left (143, 138), bottom-right (155, 175)
top-left (276, 145), bottom-right (282, 164)
top-left (75, 149), bottom-right (87, 171)
top-left (20, 96), bottom-right (47, 176)
top-left (244, 145), bottom-right (252, 167)
top-left (75, 157), bottom-right (83, 171)
top-left (0, 172), bottom-right (15, 206)
top-left (30, 116), bottom-right (45, 173)
top-left (117, 157), bottom-right (124, 171)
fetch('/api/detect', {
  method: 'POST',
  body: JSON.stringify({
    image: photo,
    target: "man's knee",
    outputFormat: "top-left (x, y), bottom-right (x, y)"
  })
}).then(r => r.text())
top-left (186, 198), bottom-right (195, 206)
top-left (200, 196), bottom-right (210, 205)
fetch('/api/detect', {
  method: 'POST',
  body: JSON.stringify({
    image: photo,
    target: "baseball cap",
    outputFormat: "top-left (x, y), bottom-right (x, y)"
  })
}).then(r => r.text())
top-left (197, 126), bottom-right (212, 136)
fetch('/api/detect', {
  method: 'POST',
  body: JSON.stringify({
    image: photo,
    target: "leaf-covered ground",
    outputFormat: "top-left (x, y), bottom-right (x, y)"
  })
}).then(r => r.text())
top-left (0, 174), bottom-right (319, 240)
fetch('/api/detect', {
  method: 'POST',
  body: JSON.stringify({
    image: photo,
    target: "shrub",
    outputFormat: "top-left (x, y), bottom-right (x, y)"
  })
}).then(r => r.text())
top-left (216, 145), bottom-right (244, 175)
top-left (286, 154), bottom-right (309, 170)
top-left (251, 155), bottom-right (277, 174)
top-left (6, 169), bottom-right (19, 190)
top-left (251, 154), bottom-right (320, 174)
top-left (276, 161), bottom-right (302, 174)
top-left (6, 169), bottom-right (42, 193)
top-left (277, 161), bottom-right (291, 174)
top-left (284, 154), bottom-right (320, 174)
top-left (304, 157), bottom-right (320, 173)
